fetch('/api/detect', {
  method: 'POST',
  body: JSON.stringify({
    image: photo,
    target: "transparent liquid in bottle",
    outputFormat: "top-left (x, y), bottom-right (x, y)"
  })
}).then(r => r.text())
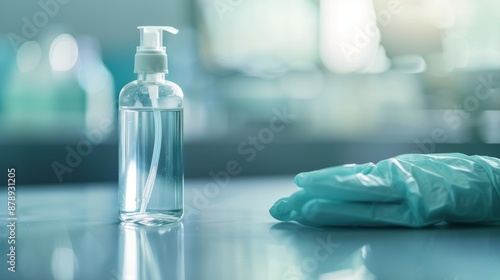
top-left (119, 108), bottom-right (183, 225)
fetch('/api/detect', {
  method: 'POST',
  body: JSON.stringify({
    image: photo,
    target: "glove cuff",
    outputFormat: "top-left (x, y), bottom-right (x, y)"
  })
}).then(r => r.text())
top-left (473, 155), bottom-right (500, 219)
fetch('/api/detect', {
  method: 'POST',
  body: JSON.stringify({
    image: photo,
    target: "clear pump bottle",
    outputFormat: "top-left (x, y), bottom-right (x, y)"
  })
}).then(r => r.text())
top-left (119, 26), bottom-right (183, 225)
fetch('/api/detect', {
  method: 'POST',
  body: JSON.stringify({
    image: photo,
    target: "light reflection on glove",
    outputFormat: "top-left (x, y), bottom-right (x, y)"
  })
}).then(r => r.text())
top-left (270, 153), bottom-right (500, 227)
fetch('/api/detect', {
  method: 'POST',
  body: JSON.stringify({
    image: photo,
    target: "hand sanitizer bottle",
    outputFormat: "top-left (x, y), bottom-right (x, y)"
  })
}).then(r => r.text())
top-left (119, 26), bottom-right (183, 225)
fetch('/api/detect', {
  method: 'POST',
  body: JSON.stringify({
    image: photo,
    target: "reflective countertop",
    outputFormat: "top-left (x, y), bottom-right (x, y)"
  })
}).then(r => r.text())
top-left (1, 176), bottom-right (500, 280)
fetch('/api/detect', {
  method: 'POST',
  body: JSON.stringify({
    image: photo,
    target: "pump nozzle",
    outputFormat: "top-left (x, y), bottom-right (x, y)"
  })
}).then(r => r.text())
top-left (134, 26), bottom-right (178, 73)
top-left (137, 26), bottom-right (178, 51)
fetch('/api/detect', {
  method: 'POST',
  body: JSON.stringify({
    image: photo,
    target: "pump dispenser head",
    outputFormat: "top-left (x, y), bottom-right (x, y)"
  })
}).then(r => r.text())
top-left (134, 26), bottom-right (178, 74)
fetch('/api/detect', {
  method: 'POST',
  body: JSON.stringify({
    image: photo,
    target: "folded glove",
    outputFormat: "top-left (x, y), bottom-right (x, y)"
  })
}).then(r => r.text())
top-left (269, 153), bottom-right (500, 227)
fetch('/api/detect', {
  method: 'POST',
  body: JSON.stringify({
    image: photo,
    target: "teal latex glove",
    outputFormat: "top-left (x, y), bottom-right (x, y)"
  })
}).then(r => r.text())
top-left (270, 153), bottom-right (500, 227)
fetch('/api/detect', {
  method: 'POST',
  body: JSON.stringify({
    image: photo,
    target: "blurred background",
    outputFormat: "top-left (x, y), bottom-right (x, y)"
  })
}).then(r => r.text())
top-left (1, 0), bottom-right (500, 184)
